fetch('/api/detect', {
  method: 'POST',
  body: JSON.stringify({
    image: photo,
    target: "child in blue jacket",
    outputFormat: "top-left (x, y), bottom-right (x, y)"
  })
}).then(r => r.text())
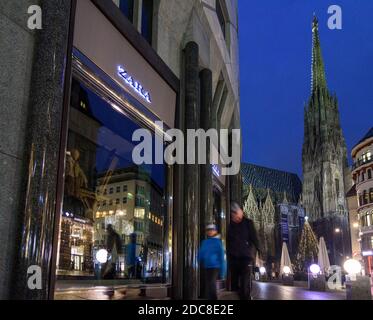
top-left (199, 224), bottom-right (226, 300)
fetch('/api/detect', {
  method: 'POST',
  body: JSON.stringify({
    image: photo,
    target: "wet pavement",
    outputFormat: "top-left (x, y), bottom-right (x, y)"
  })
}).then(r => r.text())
top-left (220, 281), bottom-right (347, 300)
top-left (54, 285), bottom-right (169, 300)
top-left (55, 281), bottom-right (348, 300)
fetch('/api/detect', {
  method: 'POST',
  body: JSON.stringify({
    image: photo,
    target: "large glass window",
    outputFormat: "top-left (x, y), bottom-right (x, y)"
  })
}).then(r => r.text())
top-left (113, 0), bottom-right (134, 23)
top-left (55, 75), bottom-right (171, 294)
top-left (364, 190), bottom-right (369, 205)
top-left (141, 0), bottom-right (154, 45)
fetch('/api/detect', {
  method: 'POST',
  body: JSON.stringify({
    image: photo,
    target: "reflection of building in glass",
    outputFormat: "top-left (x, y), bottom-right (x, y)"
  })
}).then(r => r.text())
top-left (242, 163), bottom-right (304, 269)
top-left (93, 167), bottom-right (165, 276)
top-left (57, 213), bottom-right (93, 274)
top-left (57, 80), bottom-right (99, 276)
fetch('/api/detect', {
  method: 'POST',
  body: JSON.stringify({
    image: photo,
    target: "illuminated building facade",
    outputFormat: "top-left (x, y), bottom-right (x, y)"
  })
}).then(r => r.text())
top-left (242, 163), bottom-right (304, 273)
top-left (350, 127), bottom-right (373, 275)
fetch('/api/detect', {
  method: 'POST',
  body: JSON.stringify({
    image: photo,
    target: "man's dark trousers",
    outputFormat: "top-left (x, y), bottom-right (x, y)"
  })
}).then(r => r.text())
top-left (204, 268), bottom-right (219, 300)
top-left (230, 258), bottom-right (253, 300)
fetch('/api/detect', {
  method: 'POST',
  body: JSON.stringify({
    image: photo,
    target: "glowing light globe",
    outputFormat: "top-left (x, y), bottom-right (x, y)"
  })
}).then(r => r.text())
top-left (283, 266), bottom-right (291, 275)
top-left (259, 267), bottom-right (266, 275)
top-left (310, 264), bottom-right (321, 275)
top-left (344, 259), bottom-right (362, 275)
top-left (96, 249), bottom-right (108, 264)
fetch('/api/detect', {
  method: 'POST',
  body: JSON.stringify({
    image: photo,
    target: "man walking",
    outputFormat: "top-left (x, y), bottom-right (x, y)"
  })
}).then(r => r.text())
top-left (227, 202), bottom-right (261, 300)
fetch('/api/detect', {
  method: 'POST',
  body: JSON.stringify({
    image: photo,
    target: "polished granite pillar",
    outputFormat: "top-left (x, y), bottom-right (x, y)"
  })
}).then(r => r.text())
top-left (229, 109), bottom-right (242, 206)
top-left (199, 68), bottom-right (213, 232)
top-left (199, 69), bottom-right (213, 299)
top-left (183, 41), bottom-right (200, 300)
top-left (11, 0), bottom-right (73, 299)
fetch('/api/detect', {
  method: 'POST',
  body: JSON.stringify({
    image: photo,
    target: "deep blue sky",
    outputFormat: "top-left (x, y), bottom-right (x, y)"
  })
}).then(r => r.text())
top-left (238, 0), bottom-right (373, 177)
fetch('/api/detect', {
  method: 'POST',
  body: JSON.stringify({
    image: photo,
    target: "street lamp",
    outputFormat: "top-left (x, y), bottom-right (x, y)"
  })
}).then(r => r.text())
top-left (310, 264), bottom-right (321, 276)
top-left (343, 259), bottom-right (372, 300)
top-left (96, 249), bottom-right (108, 264)
top-left (344, 259), bottom-right (361, 278)
top-left (283, 266), bottom-right (291, 275)
top-left (308, 263), bottom-right (325, 291)
top-left (259, 267), bottom-right (266, 275)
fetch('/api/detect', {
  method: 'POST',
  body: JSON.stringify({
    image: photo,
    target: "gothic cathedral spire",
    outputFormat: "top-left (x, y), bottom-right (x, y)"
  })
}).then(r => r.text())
top-left (302, 16), bottom-right (351, 265)
top-left (311, 15), bottom-right (327, 93)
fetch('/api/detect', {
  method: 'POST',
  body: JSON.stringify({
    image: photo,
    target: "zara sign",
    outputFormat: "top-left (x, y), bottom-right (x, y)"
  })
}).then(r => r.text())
top-left (118, 65), bottom-right (152, 104)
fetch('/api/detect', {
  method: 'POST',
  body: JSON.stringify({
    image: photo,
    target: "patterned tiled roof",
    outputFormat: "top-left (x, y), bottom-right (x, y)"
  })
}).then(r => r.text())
top-left (241, 163), bottom-right (302, 203)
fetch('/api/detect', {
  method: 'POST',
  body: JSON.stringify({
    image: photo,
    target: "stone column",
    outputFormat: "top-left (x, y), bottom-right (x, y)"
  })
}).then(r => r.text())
top-left (229, 109), bottom-right (242, 205)
top-left (199, 69), bottom-right (213, 299)
top-left (199, 68), bottom-right (214, 231)
top-left (11, 0), bottom-right (73, 299)
top-left (183, 41), bottom-right (200, 300)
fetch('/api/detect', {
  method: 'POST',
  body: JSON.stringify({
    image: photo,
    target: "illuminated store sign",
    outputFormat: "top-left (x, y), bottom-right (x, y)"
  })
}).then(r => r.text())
top-left (117, 66), bottom-right (152, 103)
top-left (212, 164), bottom-right (221, 177)
top-left (362, 250), bottom-right (373, 257)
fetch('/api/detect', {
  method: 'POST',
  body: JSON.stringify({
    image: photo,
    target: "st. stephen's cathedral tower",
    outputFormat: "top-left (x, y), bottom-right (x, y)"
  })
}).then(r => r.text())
top-left (302, 16), bottom-right (352, 265)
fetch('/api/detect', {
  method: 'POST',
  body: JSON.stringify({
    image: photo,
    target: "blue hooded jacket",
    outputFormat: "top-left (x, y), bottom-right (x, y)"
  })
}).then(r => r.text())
top-left (199, 236), bottom-right (226, 279)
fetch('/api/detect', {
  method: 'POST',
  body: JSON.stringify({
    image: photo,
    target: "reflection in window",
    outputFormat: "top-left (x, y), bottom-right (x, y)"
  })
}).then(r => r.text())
top-left (141, 0), bottom-right (153, 45)
top-left (114, 0), bottom-right (134, 23)
top-left (134, 208), bottom-right (145, 219)
top-left (56, 78), bottom-right (169, 284)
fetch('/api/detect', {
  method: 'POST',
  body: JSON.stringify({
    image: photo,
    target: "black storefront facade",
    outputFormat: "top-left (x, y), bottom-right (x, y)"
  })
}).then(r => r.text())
top-left (9, 0), bottom-right (241, 300)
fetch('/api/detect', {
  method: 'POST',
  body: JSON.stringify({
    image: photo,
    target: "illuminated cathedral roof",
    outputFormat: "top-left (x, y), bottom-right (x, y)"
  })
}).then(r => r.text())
top-left (241, 163), bottom-right (302, 204)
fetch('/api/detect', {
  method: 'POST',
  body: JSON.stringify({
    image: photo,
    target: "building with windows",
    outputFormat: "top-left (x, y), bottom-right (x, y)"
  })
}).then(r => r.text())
top-left (0, 0), bottom-right (240, 300)
top-left (346, 185), bottom-right (361, 262)
top-left (350, 127), bottom-right (373, 275)
top-left (92, 167), bottom-right (165, 277)
top-left (242, 163), bottom-right (305, 274)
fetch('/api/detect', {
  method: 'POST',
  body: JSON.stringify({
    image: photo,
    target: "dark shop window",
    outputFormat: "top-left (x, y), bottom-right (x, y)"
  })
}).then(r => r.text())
top-left (141, 0), bottom-right (154, 45)
top-left (118, 0), bottom-right (134, 23)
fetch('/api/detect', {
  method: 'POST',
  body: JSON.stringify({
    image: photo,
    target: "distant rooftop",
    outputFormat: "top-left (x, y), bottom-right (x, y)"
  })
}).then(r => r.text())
top-left (241, 163), bottom-right (302, 203)
top-left (346, 184), bottom-right (357, 198)
top-left (356, 127), bottom-right (373, 146)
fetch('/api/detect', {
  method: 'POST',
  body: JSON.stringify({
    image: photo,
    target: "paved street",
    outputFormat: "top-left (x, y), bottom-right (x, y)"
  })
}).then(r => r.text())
top-left (220, 281), bottom-right (347, 300)
top-left (55, 281), bottom-right (353, 300)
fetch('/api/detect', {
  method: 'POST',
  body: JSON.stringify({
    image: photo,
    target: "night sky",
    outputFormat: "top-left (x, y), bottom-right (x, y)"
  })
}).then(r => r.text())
top-left (238, 0), bottom-right (373, 178)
